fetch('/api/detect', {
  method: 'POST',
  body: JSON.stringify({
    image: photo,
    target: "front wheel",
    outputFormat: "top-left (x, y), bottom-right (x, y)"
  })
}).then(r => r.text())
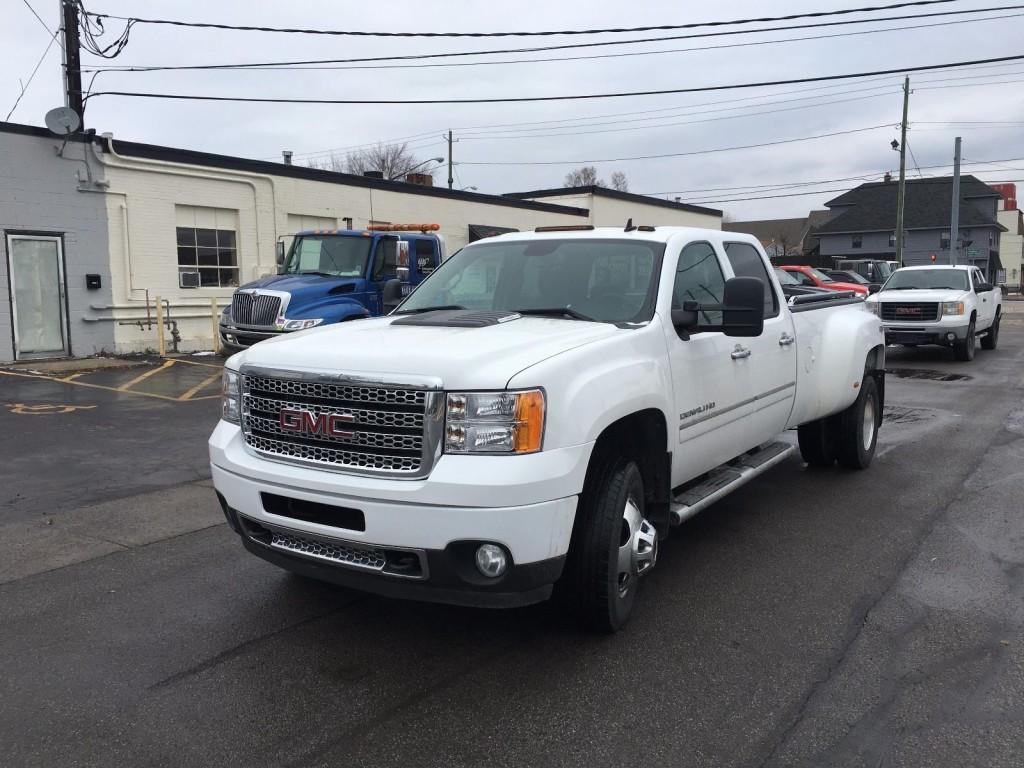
top-left (563, 457), bottom-right (657, 633)
top-left (981, 313), bottom-right (1000, 350)
top-left (836, 374), bottom-right (880, 470)
top-left (954, 319), bottom-right (976, 361)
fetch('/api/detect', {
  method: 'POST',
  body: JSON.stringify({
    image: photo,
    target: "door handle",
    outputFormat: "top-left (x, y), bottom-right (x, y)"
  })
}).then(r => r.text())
top-left (731, 345), bottom-right (751, 360)
top-left (778, 333), bottom-right (795, 347)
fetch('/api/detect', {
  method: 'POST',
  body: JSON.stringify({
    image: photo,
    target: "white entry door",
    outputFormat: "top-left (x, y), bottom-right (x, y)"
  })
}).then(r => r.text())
top-left (7, 235), bottom-right (69, 359)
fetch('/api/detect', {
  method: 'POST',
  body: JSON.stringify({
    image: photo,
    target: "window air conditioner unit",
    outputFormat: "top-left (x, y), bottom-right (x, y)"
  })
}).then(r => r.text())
top-left (179, 271), bottom-right (201, 289)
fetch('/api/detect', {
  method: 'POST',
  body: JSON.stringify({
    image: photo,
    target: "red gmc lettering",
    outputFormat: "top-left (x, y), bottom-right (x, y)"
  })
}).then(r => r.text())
top-left (279, 408), bottom-right (355, 439)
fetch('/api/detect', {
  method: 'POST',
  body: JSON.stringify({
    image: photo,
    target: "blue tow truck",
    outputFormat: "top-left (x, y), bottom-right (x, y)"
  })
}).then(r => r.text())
top-left (219, 224), bottom-right (447, 351)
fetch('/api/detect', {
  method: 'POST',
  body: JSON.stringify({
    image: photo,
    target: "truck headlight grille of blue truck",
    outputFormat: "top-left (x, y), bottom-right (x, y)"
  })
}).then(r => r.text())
top-left (238, 372), bottom-right (441, 477)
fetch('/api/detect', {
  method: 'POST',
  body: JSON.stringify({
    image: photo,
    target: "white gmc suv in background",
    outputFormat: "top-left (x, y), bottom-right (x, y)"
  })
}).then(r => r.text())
top-left (210, 226), bottom-right (885, 631)
top-left (865, 264), bottom-right (1002, 361)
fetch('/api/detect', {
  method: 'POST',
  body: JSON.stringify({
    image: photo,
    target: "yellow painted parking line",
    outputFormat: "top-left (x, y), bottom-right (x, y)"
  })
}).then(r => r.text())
top-left (58, 372), bottom-right (86, 382)
top-left (170, 358), bottom-right (224, 369)
top-left (0, 368), bottom-right (220, 403)
top-left (117, 359), bottom-right (177, 391)
top-left (178, 370), bottom-right (223, 401)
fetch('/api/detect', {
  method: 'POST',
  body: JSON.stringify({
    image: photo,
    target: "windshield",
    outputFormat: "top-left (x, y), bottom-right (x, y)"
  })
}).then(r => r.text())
top-left (883, 269), bottom-right (969, 291)
top-left (397, 238), bottom-right (665, 324)
top-left (284, 236), bottom-right (371, 278)
top-left (873, 262), bottom-right (894, 280)
top-left (774, 268), bottom-right (800, 285)
top-left (810, 268), bottom-right (834, 283)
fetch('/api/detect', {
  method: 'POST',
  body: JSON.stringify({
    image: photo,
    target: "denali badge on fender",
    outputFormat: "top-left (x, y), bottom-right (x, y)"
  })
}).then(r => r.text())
top-left (279, 408), bottom-right (356, 439)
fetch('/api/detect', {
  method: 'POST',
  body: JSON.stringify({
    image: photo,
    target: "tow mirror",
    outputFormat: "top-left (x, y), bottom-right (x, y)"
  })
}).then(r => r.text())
top-left (671, 308), bottom-right (698, 329)
top-left (720, 276), bottom-right (764, 337)
top-left (382, 278), bottom-right (404, 313)
top-left (868, 284), bottom-right (881, 295)
top-left (275, 241), bottom-right (286, 266)
top-left (977, 282), bottom-right (993, 293)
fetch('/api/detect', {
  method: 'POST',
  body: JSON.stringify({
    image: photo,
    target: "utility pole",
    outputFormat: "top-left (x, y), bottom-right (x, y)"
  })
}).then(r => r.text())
top-left (950, 136), bottom-right (962, 266)
top-left (446, 130), bottom-right (454, 190)
top-left (894, 76), bottom-right (910, 267)
top-left (61, 0), bottom-right (85, 124)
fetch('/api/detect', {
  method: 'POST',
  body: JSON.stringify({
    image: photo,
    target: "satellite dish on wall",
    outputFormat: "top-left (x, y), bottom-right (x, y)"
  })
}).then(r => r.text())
top-left (44, 106), bottom-right (81, 136)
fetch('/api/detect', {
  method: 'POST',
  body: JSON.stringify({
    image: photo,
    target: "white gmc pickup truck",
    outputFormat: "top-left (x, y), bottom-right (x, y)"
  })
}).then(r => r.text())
top-left (865, 264), bottom-right (1002, 361)
top-left (210, 226), bottom-right (885, 631)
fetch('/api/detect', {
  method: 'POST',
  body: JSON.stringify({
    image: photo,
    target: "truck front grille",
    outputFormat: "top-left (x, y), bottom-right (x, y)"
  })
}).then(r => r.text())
top-left (240, 373), bottom-right (439, 477)
top-left (880, 302), bottom-right (939, 321)
top-left (232, 293), bottom-right (282, 326)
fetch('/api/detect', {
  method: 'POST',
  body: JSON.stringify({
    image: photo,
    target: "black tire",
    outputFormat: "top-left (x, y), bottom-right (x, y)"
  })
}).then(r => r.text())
top-left (836, 375), bottom-right (880, 470)
top-left (797, 418), bottom-right (837, 467)
top-left (953, 319), bottom-right (976, 361)
top-left (563, 456), bottom-right (647, 633)
top-left (981, 312), bottom-right (1000, 350)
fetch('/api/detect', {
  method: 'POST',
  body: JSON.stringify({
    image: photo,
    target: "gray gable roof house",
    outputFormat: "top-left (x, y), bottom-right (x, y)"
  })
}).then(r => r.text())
top-left (814, 176), bottom-right (1007, 277)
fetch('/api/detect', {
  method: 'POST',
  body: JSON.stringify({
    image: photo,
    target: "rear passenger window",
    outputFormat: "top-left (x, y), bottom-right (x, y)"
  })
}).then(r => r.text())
top-left (724, 242), bottom-right (778, 318)
top-left (673, 242), bottom-right (725, 329)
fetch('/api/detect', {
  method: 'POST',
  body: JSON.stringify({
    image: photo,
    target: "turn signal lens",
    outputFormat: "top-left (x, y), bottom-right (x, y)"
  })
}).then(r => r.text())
top-left (514, 390), bottom-right (545, 453)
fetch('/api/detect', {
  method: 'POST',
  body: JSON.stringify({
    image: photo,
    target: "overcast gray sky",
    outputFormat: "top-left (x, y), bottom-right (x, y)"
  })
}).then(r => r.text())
top-left (3, 0), bottom-right (1023, 219)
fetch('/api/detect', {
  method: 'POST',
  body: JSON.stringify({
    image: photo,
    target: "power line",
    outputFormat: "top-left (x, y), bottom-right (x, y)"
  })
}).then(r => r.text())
top-left (83, 53), bottom-right (1024, 106)
top-left (19, 0), bottom-right (57, 39)
top-left (78, 9), bottom-right (1024, 74)
top-left (82, 1), bottom-right (960, 38)
top-left (461, 125), bottom-right (893, 166)
top-left (79, 4), bottom-right (1022, 73)
top-left (5, 34), bottom-right (59, 121)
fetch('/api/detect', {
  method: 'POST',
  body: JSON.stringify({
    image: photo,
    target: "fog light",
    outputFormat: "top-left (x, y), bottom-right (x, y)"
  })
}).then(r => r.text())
top-left (474, 544), bottom-right (508, 578)
top-left (946, 332), bottom-right (956, 341)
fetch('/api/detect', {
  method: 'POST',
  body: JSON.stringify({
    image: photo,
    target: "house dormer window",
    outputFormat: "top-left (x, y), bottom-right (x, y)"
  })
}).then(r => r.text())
top-left (852, 235), bottom-right (862, 249)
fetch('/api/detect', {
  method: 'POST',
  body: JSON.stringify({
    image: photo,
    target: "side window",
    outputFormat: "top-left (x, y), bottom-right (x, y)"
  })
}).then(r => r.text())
top-left (793, 271), bottom-right (815, 286)
top-left (414, 239), bottom-right (437, 275)
top-left (724, 242), bottom-right (779, 318)
top-left (673, 242), bottom-right (725, 329)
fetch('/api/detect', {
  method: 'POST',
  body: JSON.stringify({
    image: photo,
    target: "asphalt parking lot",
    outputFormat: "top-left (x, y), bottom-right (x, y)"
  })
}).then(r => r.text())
top-left (3, 312), bottom-right (1023, 768)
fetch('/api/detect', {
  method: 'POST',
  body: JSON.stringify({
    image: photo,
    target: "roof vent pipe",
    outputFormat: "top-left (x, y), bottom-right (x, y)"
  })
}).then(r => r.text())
top-left (282, 151), bottom-right (293, 165)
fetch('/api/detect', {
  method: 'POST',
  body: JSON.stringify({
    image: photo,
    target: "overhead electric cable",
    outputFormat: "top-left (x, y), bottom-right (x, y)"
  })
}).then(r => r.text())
top-left (77, 4), bottom-right (1022, 73)
top-left (83, 53), bottom-right (1024, 106)
top-left (81, 1), bottom-right (960, 38)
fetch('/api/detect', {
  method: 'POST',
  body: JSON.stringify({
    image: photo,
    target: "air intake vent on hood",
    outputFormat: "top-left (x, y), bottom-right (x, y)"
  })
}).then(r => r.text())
top-left (391, 309), bottom-right (521, 328)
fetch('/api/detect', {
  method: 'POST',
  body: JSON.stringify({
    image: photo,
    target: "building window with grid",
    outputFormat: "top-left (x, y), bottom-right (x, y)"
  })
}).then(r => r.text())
top-left (176, 227), bottom-right (238, 287)
top-left (852, 235), bottom-right (862, 249)
top-left (888, 231), bottom-right (896, 248)
top-left (940, 232), bottom-right (950, 249)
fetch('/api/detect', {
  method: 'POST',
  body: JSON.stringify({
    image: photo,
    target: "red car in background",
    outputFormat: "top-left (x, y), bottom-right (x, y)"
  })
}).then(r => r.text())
top-left (778, 265), bottom-right (870, 296)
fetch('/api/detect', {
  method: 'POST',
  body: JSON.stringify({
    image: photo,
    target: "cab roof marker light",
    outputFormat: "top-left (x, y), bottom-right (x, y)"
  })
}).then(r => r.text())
top-left (534, 225), bottom-right (596, 233)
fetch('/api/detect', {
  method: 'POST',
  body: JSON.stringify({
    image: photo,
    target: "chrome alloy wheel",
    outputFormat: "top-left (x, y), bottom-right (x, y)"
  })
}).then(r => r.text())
top-left (617, 496), bottom-right (658, 598)
top-left (862, 395), bottom-right (876, 452)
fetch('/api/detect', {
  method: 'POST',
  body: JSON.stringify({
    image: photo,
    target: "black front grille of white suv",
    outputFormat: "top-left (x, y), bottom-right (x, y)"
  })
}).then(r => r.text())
top-left (240, 374), bottom-right (438, 477)
top-left (880, 302), bottom-right (939, 321)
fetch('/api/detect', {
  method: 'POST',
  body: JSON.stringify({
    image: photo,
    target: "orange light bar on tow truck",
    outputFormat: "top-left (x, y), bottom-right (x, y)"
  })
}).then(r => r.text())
top-left (366, 223), bottom-right (441, 232)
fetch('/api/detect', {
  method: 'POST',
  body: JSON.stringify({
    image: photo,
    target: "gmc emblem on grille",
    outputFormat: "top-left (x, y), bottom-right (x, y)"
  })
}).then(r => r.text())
top-left (279, 408), bottom-right (356, 439)
top-left (895, 307), bottom-right (921, 315)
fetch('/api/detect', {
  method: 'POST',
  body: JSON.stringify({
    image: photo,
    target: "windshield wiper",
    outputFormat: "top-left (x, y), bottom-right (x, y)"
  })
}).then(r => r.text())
top-left (393, 304), bottom-right (466, 315)
top-left (516, 306), bottom-right (597, 322)
top-left (296, 271), bottom-right (336, 277)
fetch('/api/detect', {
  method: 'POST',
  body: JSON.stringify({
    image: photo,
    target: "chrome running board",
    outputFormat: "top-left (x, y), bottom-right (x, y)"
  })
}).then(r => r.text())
top-left (670, 441), bottom-right (796, 524)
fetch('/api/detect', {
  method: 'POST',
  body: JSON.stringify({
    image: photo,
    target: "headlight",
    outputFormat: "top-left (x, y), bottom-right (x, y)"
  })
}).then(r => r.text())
top-left (222, 369), bottom-right (241, 424)
top-left (941, 301), bottom-right (965, 317)
top-left (282, 318), bottom-right (324, 331)
top-left (444, 390), bottom-right (545, 454)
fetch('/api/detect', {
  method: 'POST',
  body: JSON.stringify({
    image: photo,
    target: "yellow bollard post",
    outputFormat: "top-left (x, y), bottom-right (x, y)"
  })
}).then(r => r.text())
top-left (154, 294), bottom-right (166, 357)
top-left (211, 297), bottom-right (221, 354)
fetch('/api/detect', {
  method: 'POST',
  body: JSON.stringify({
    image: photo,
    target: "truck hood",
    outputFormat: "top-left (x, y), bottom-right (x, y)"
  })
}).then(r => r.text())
top-left (871, 289), bottom-right (968, 302)
top-left (236, 273), bottom-right (363, 311)
top-left (233, 315), bottom-right (622, 389)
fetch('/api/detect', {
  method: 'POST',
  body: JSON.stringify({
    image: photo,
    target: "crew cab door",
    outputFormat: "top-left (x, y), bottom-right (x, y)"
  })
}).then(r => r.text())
top-left (666, 241), bottom-right (749, 483)
top-left (972, 267), bottom-right (996, 328)
top-left (722, 242), bottom-right (798, 443)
